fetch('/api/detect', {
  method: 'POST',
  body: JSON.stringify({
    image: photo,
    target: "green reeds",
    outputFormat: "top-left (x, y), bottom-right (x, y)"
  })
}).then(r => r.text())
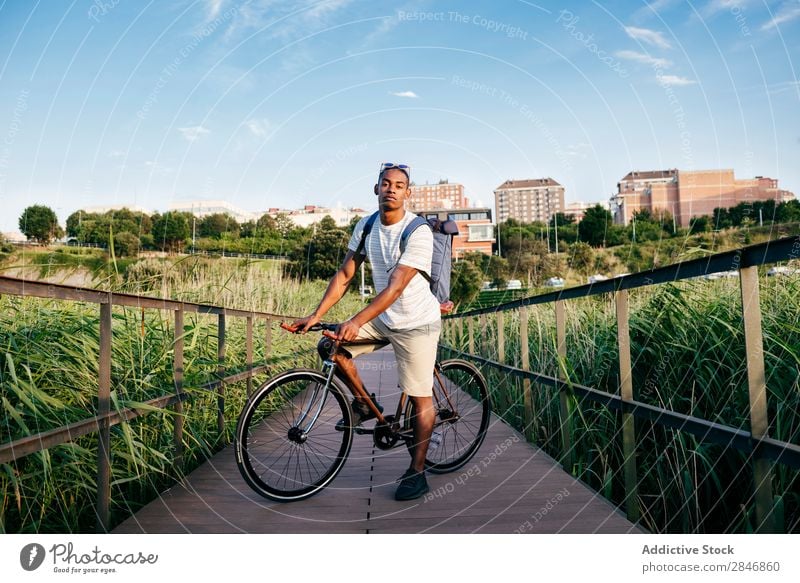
top-left (1, 256), bottom-right (362, 532)
top-left (445, 275), bottom-right (800, 533)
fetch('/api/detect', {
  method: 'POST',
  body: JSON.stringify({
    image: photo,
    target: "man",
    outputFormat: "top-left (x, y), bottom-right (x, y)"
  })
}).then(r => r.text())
top-left (291, 162), bottom-right (441, 501)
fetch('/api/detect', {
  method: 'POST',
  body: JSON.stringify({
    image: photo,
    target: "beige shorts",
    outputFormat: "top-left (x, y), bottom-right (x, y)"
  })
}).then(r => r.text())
top-left (343, 318), bottom-right (441, 397)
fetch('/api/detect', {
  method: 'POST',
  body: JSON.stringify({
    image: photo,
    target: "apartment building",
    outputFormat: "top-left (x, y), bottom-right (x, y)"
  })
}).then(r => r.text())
top-left (612, 169), bottom-right (795, 227)
top-left (409, 180), bottom-right (469, 211)
top-left (494, 178), bottom-right (565, 223)
top-left (416, 207), bottom-right (494, 258)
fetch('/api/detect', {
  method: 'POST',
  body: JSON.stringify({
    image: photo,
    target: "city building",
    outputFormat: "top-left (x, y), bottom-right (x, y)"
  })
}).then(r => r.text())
top-left (168, 200), bottom-right (259, 223)
top-left (82, 204), bottom-right (152, 215)
top-left (562, 201), bottom-right (607, 222)
top-left (265, 205), bottom-right (367, 228)
top-left (409, 180), bottom-right (469, 211)
top-left (612, 169), bottom-right (795, 227)
top-left (494, 178), bottom-right (565, 223)
top-left (416, 207), bottom-right (494, 258)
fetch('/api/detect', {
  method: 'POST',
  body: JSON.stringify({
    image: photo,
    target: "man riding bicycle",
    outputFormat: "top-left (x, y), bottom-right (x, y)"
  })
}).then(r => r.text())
top-left (291, 162), bottom-right (440, 501)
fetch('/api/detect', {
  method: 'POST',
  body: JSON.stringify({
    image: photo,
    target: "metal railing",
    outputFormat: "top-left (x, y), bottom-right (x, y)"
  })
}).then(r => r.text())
top-left (440, 234), bottom-right (800, 533)
top-left (0, 275), bottom-right (295, 532)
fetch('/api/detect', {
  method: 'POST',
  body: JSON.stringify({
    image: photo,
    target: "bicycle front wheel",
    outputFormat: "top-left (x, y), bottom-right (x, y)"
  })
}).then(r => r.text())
top-left (405, 359), bottom-right (491, 474)
top-left (235, 369), bottom-right (353, 502)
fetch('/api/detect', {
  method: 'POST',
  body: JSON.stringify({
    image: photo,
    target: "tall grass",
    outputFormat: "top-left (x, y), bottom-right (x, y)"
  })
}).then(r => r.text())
top-left (444, 274), bottom-right (800, 533)
top-left (0, 256), bottom-right (363, 532)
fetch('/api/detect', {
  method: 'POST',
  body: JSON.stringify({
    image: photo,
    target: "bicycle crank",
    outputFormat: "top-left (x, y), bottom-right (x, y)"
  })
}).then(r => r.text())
top-left (373, 415), bottom-right (400, 450)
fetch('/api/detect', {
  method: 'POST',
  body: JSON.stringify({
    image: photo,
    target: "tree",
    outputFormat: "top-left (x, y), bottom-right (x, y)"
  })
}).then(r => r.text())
top-left (288, 216), bottom-right (349, 280)
top-left (567, 241), bottom-right (594, 274)
top-left (198, 213), bottom-right (238, 239)
top-left (578, 204), bottom-right (614, 247)
top-left (450, 256), bottom-right (483, 307)
top-left (151, 211), bottom-right (189, 252)
top-left (19, 205), bottom-right (63, 244)
top-left (688, 215), bottom-right (710, 234)
top-left (549, 212), bottom-right (575, 227)
top-left (113, 231), bottom-right (140, 257)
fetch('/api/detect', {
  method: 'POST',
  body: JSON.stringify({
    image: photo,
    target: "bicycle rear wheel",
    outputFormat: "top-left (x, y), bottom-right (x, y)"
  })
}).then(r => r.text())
top-left (405, 359), bottom-right (491, 474)
top-left (235, 369), bottom-right (353, 502)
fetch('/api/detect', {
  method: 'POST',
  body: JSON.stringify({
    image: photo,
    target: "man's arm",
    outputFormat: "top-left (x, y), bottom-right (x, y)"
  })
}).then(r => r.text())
top-left (334, 264), bottom-right (419, 341)
top-left (292, 250), bottom-right (365, 331)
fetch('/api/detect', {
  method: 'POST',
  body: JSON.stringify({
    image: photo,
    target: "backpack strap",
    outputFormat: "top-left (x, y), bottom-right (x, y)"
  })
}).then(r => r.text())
top-left (355, 211), bottom-right (380, 256)
top-left (399, 215), bottom-right (433, 283)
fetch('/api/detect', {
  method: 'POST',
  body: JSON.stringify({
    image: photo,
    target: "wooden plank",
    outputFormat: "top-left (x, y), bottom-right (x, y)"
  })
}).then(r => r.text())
top-left (114, 348), bottom-right (641, 535)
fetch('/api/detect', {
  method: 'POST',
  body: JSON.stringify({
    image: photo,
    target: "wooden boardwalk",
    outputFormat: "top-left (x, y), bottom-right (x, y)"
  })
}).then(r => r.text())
top-left (114, 348), bottom-right (643, 534)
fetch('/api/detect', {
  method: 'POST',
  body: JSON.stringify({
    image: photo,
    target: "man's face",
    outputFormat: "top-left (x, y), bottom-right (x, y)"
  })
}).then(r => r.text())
top-left (375, 168), bottom-right (411, 212)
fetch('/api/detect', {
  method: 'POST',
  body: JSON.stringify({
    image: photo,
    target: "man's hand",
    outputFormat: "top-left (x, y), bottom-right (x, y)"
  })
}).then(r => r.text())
top-left (290, 313), bottom-right (321, 333)
top-left (335, 319), bottom-right (361, 342)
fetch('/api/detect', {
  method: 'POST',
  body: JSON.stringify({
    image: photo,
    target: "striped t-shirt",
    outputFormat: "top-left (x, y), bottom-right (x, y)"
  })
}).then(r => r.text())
top-left (348, 211), bottom-right (441, 331)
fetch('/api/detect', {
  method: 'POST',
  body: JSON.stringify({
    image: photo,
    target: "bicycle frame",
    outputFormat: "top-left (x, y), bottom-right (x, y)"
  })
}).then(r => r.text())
top-left (286, 327), bottom-right (461, 442)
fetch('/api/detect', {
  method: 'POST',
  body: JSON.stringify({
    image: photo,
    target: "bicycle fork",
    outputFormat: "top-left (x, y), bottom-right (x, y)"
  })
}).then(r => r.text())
top-left (287, 360), bottom-right (337, 442)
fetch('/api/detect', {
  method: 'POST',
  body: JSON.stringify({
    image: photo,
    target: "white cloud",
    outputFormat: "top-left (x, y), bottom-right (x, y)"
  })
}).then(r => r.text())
top-left (615, 50), bottom-right (672, 68)
top-left (624, 26), bottom-right (672, 49)
top-left (244, 118), bottom-right (272, 138)
top-left (178, 125), bottom-right (211, 142)
top-left (703, 0), bottom-right (750, 16)
top-left (390, 91), bottom-right (419, 99)
top-left (760, 2), bottom-right (800, 31)
top-left (205, 0), bottom-right (224, 21)
top-left (657, 74), bottom-right (697, 86)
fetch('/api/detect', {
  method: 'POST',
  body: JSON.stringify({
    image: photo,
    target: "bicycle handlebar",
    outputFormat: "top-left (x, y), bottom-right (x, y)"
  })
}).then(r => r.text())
top-left (280, 322), bottom-right (338, 334)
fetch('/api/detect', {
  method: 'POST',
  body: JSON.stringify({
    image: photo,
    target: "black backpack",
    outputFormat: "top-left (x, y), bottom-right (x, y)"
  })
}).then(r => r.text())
top-left (355, 211), bottom-right (459, 305)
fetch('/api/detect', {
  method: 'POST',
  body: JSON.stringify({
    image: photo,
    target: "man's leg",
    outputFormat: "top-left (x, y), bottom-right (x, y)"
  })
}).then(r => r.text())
top-left (409, 395), bottom-right (435, 472)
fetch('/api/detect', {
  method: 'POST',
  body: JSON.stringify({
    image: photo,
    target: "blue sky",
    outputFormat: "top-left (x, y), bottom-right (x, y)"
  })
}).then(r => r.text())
top-left (1, 0), bottom-right (798, 232)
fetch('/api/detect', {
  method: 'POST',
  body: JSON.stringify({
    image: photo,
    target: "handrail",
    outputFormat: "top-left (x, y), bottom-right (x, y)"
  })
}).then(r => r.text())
top-left (0, 275), bottom-right (296, 319)
top-left (0, 274), bottom-right (303, 532)
top-left (439, 232), bottom-right (800, 533)
top-left (449, 234), bottom-right (800, 318)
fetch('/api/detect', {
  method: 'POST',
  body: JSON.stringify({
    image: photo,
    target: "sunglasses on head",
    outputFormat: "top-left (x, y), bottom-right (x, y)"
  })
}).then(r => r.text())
top-left (379, 162), bottom-right (411, 181)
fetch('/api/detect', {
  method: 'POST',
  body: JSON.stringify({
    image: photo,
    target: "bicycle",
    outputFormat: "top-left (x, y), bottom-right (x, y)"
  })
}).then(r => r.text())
top-left (234, 322), bottom-right (491, 502)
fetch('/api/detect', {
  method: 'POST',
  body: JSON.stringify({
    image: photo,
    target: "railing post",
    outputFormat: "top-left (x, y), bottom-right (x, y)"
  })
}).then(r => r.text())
top-left (740, 265), bottom-right (777, 533)
top-left (217, 312), bottom-right (226, 440)
top-left (555, 300), bottom-right (572, 472)
top-left (468, 317), bottom-right (475, 355)
top-left (265, 316), bottom-right (273, 362)
top-left (496, 311), bottom-right (505, 363)
top-left (519, 306), bottom-right (533, 441)
top-left (173, 307), bottom-right (184, 474)
top-left (96, 296), bottom-right (112, 533)
top-left (615, 289), bottom-right (640, 523)
top-left (246, 315), bottom-right (254, 397)
top-left (479, 313), bottom-right (487, 355)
